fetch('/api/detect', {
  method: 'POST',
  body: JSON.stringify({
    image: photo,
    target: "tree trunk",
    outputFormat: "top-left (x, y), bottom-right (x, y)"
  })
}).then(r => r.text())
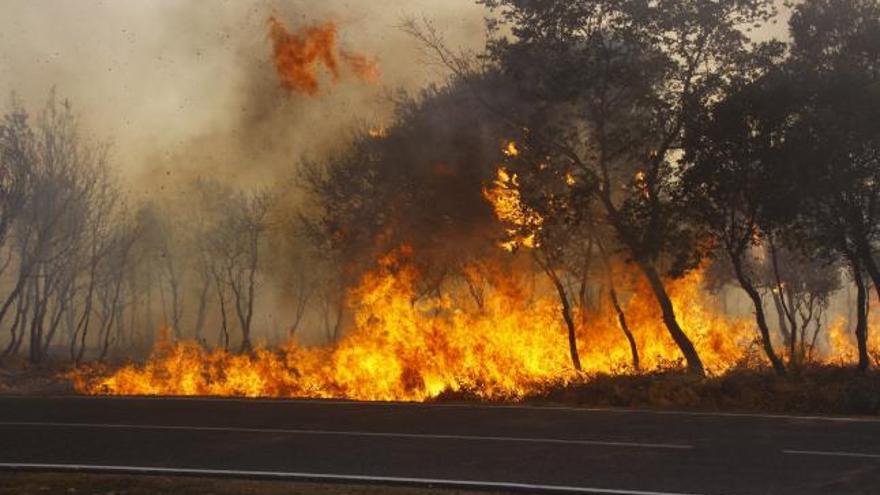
top-left (0, 266), bottom-right (31, 355)
top-left (595, 238), bottom-right (638, 371)
top-left (730, 252), bottom-right (786, 376)
top-left (13, 280), bottom-right (33, 356)
top-left (639, 262), bottom-right (705, 376)
top-left (2, 285), bottom-right (29, 358)
top-left (856, 235), bottom-right (880, 303)
top-left (193, 279), bottom-right (210, 342)
top-left (787, 287), bottom-right (798, 368)
top-left (42, 293), bottom-right (69, 358)
top-left (534, 250), bottom-right (583, 372)
top-left (771, 292), bottom-right (792, 346)
top-left (232, 282), bottom-right (253, 354)
top-left (544, 264), bottom-right (582, 372)
top-left (609, 286), bottom-right (639, 372)
top-left (213, 271), bottom-right (230, 351)
top-left (768, 240), bottom-right (798, 367)
top-left (71, 269), bottom-right (97, 365)
top-left (99, 276), bottom-right (125, 362)
top-left (28, 272), bottom-right (50, 364)
top-left (850, 257), bottom-right (870, 373)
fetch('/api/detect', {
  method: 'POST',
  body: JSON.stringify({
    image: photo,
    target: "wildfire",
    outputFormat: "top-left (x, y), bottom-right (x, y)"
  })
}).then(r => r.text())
top-left (72, 246), bottom-right (760, 401)
top-left (267, 16), bottom-right (379, 96)
top-left (826, 315), bottom-right (880, 366)
top-left (67, 140), bottom-right (880, 403)
top-left (70, 141), bottom-right (764, 402)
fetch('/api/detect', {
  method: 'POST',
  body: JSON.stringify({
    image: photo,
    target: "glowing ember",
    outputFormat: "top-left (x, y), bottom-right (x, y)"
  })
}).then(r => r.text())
top-left (267, 16), bottom-right (379, 96)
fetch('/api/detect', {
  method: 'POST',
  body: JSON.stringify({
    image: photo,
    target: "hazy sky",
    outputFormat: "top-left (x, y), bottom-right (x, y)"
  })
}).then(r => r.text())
top-left (0, 1), bottom-right (488, 189)
top-left (0, 1), bottom-right (789, 192)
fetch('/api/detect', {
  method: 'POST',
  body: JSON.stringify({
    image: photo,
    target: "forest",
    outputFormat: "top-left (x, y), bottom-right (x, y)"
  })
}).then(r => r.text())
top-left (2, 0), bottom-right (880, 411)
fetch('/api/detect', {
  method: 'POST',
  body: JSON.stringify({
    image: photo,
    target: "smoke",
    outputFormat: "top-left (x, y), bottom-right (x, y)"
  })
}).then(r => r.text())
top-left (0, 0), bottom-right (489, 192)
top-left (0, 0), bottom-right (791, 193)
top-left (0, 0), bottom-right (796, 350)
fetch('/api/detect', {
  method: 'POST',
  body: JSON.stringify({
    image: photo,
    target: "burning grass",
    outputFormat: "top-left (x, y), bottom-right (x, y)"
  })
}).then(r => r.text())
top-left (66, 246), bottom-right (880, 408)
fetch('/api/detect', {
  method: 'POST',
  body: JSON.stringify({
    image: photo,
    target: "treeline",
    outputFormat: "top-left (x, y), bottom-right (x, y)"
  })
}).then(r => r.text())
top-left (0, 94), bottom-right (324, 364)
top-left (483, 0), bottom-right (880, 376)
top-left (303, 0), bottom-right (880, 376)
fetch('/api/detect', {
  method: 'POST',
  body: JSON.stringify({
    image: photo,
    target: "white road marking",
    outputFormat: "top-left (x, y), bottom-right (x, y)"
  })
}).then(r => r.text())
top-left (8, 394), bottom-right (877, 423)
top-left (0, 421), bottom-right (693, 450)
top-left (783, 449), bottom-right (880, 460)
top-left (0, 462), bottom-right (711, 495)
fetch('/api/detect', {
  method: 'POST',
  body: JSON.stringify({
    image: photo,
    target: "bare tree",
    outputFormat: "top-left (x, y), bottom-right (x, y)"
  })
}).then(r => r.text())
top-left (97, 215), bottom-right (139, 361)
top-left (0, 95), bottom-right (33, 264)
top-left (206, 190), bottom-right (272, 353)
top-left (0, 93), bottom-right (115, 364)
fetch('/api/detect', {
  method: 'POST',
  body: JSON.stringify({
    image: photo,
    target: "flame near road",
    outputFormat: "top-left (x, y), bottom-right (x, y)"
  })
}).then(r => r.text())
top-left (71, 246), bottom-right (757, 401)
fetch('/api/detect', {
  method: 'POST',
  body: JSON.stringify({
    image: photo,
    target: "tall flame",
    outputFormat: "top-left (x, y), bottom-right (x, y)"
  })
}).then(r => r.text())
top-left (72, 246), bottom-right (761, 401)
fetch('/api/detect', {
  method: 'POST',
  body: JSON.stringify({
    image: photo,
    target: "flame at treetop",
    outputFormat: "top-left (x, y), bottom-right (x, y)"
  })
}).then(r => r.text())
top-left (267, 16), bottom-right (379, 96)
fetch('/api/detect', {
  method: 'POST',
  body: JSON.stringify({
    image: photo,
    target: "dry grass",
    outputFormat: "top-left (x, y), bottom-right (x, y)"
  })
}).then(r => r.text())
top-left (0, 358), bottom-right (72, 395)
top-left (518, 365), bottom-right (880, 416)
top-left (2, 358), bottom-right (879, 416)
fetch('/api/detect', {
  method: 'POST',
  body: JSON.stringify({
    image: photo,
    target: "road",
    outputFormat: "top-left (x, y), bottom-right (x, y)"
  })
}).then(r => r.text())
top-left (0, 396), bottom-right (877, 494)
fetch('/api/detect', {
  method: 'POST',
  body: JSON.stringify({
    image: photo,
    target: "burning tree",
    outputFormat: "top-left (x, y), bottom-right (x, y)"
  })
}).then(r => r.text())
top-left (686, 0), bottom-right (880, 372)
top-left (299, 81), bottom-right (507, 315)
top-left (476, 0), bottom-right (780, 375)
top-left (681, 42), bottom-right (792, 375)
top-left (777, 0), bottom-right (880, 372)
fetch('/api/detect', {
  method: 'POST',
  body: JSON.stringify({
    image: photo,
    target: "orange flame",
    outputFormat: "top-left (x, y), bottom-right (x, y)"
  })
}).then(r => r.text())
top-left (825, 314), bottom-right (880, 365)
top-left (483, 167), bottom-right (542, 251)
top-left (72, 246), bottom-right (758, 401)
top-left (267, 16), bottom-right (379, 96)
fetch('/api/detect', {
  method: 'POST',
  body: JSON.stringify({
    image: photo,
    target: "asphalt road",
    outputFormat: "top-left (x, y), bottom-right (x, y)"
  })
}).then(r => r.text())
top-left (0, 396), bottom-right (877, 494)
